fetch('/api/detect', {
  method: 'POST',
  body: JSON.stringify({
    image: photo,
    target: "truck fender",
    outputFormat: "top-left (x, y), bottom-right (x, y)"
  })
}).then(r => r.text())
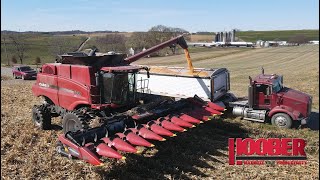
top-left (68, 101), bottom-right (90, 111)
top-left (268, 106), bottom-right (299, 120)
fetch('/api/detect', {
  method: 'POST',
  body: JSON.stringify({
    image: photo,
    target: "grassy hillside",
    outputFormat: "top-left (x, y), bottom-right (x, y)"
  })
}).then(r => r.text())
top-left (237, 29), bottom-right (319, 42)
top-left (1, 30), bottom-right (319, 65)
top-left (1, 33), bottom-right (87, 65)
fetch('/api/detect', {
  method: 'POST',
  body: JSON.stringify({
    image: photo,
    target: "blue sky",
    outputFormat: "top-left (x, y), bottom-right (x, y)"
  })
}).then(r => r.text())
top-left (1, 0), bottom-right (319, 32)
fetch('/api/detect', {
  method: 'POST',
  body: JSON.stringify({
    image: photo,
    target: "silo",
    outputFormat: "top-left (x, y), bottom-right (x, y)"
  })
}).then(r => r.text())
top-left (256, 40), bottom-right (262, 47)
top-left (215, 32), bottom-right (219, 42)
top-left (231, 29), bottom-right (236, 42)
top-left (264, 41), bottom-right (269, 47)
top-left (223, 32), bottom-right (226, 42)
top-left (225, 32), bottom-right (229, 42)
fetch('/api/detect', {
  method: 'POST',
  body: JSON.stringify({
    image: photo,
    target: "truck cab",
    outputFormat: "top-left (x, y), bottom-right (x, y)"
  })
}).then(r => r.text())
top-left (231, 72), bottom-right (312, 128)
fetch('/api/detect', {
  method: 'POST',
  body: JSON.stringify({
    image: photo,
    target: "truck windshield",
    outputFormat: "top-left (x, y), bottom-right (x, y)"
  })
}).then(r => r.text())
top-left (272, 78), bottom-right (283, 93)
top-left (102, 72), bottom-right (136, 105)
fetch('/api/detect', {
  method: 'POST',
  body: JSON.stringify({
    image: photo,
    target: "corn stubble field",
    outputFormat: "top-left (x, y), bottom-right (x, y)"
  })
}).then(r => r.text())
top-left (1, 45), bottom-right (319, 179)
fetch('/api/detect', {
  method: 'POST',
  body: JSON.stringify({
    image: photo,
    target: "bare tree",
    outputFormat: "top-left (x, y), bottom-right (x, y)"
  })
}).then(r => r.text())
top-left (11, 55), bottom-right (17, 64)
top-left (147, 25), bottom-right (189, 56)
top-left (126, 32), bottom-right (151, 53)
top-left (49, 36), bottom-right (88, 57)
top-left (49, 36), bottom-right (73, 56)
top-left (35, 56), bottom-right (41, 69)
top-left (95, 33), bottom-right (127, 53)
top-left (8, 33), bottom-right (26, 64)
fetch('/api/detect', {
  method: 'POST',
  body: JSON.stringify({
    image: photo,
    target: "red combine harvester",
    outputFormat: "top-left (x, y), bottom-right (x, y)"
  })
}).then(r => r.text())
top-left (31, 34), bottom-right (312, 165)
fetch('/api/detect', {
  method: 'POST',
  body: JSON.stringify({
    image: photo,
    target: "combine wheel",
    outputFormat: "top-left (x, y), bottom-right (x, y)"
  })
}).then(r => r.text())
top-left (271, 113), bottom-right (292, 129)
top-left (32, 105), bottom-right (52, 130)
top-left (62, 111), bottom-right (89, 133)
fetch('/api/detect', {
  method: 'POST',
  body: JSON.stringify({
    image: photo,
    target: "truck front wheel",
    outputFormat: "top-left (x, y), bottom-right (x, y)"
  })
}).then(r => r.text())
top-left (271, 113), bottom-right (292, 129)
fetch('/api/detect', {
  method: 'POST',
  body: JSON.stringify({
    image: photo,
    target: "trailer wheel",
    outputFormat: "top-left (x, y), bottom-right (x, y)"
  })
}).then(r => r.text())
top-left (62, 111), bottom-right (89, 133)
top-left (271, 113), bottom-right (292, 129)
top-left (32, 105), bottom-right (52, 130)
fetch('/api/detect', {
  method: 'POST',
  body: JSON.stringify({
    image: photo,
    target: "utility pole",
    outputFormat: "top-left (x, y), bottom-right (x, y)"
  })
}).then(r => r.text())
top-left (2, 35), bottom-right (10, 66)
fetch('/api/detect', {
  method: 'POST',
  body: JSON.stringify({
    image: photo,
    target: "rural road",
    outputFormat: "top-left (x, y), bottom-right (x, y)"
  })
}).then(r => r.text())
top-left (77, 37), bottom-right (91, 51)
top-left (1, 67), bottom-right (12, 76)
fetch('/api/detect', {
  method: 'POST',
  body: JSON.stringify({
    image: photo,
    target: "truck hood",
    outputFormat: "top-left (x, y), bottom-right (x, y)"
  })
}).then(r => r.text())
top-left (278, 87), bottom-right (310, 103)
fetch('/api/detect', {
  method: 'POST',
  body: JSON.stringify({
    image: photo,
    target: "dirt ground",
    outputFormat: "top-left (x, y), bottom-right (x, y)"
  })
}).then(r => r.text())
top-left (1, 45), bottom-right (319, 179)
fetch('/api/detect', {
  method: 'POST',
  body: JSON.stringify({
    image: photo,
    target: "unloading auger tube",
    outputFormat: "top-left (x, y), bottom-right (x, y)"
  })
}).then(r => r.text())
top-left (56, 96), bottom-right (226, 166)
top-left (124, 34), bottom-right (194, 72)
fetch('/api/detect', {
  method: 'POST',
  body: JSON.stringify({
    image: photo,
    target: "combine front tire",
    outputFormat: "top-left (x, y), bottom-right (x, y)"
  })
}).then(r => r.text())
top-left (62, 111), bottom-right (88, 133)
top-left (271, 113), bottom-right (292, 129)
top-left (32, 105), bottom-right (52, 130)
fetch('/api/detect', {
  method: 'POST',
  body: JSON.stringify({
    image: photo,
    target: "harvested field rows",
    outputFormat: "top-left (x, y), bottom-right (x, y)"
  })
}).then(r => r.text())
top-left (1, 45), bottom-right (319, 179)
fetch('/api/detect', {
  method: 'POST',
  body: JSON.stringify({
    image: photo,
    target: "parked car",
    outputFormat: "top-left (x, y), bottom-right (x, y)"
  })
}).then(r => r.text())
top-left (12, 65), bottom-right (37, 80)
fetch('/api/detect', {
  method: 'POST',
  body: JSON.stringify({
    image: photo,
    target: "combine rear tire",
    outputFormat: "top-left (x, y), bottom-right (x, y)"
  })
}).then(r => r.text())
top-left (62, 111), bottom-right (89, 133)
top-left (32, 105), bottom-right (51, 130)
top-left (271, 113), bottom-right (292, 129)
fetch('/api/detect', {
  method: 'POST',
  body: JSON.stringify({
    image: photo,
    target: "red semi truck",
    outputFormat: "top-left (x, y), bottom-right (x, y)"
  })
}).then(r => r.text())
top-left (229, 70), bottom-right (312, 128)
